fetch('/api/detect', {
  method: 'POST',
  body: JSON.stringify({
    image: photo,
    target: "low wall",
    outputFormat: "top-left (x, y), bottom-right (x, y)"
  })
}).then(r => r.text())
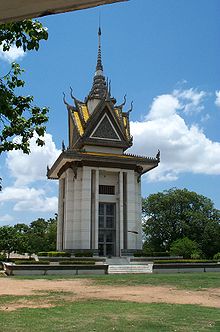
top-left (3, 263), bottom-right (108, 276)
top-left (153, 263), bottom-right (220, 273)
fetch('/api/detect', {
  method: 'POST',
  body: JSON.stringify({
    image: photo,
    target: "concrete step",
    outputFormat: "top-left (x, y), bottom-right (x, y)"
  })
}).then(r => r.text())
top-left (108, 264), bottom-right (153, 274)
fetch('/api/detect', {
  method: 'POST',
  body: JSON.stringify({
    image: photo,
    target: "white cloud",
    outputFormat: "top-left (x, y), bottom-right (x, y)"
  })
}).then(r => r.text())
top-left (0, 44), bottom-right (25, 63)
top-left (129, 88), bottom-right (220, 182)
top-left (6, 133), bottom-right (61, 186)
top-left (0, 214), bottom-right (14, 224)
top-left (1, 133), bottom-right (60, 215)
top-left (215, 91), bottom-right (220, 107)
top-left (173, 88), bottom-right (206, 113)
top-left (146, 94), bottom-right (180, 120)
top-left (0, 186), bottom-right (58, 212)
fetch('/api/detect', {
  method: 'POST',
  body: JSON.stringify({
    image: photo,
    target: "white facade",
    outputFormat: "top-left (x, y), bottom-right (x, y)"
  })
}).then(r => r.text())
top-left (57, 165), bottom-right (142, 256)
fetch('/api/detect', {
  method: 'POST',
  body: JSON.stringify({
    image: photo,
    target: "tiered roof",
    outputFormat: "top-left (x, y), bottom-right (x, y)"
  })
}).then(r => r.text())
top-left (63, 27), bottom-right (133, 151)
top-left (47, 28), bottom-right (160, 180)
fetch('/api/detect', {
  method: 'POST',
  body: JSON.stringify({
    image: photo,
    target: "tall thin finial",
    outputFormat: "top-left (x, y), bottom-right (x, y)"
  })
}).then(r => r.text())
top-left (98, 12), bottom-right (101, 44)
top-left (96, 21), bottom-right (103, 74)
top-left (88, 21), bottom-right (107, 101)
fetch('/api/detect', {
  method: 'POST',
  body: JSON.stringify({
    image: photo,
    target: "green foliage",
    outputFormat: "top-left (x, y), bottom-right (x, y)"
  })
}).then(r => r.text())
top-left (37, 252), bottom-right (49, 256)
top-left (59, 260), bottom-right (95, 265)
top-left (142, 188), bottom-right (220, 258)
top-left (0, 253), bottom-right (6, 261)
top-left (154, 259), bottom-right (217, 264)
top-left (190, 251), bottom-right (202, 259)
top-left (26, 216), bottom-right (57, 254)
top-left (0, 215), bottom-right (57, 258)
top-left (213, 252), bottom-right (220, 260)
top-left (0, 20), bottom-right (48, 154)
top-left (14, 260), bottom-right (50, 265)
top-left (38, 251), bottom-right (71, 257)
top-left (134, 250), bottom-right (170, 257)
top-left (74, 251), bottom-right (93, 257)
top-left (0, 226), bottom-right (19, 258)
top-left (0, 20), bottom-right (48, 52)
top-left (170, 237), bottom-right (201, 259)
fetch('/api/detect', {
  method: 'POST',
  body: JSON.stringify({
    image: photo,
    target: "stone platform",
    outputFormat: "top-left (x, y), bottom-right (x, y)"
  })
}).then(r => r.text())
top-left (106, 257), bottom-right (153, 274)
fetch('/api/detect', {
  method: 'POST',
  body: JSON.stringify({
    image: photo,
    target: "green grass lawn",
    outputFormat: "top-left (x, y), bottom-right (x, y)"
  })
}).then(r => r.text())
top-left (0, 297), bottom-right (220, 332)
top-left (0, 273), bottom-right (220, 331)
top-left (87, 272), bottom-right (220, 290)
top-left (14, 272), bottom-right (220, 290)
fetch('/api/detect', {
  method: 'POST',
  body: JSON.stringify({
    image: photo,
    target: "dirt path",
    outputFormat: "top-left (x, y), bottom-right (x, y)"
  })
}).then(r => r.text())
top-left (0, 278), bottom-right (220, 309)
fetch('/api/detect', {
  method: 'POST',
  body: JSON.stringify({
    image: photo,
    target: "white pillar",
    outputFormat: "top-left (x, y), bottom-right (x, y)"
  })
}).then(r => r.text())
top-left (119, 171), bottom-right (124, 255)
top-left (127, 170), bottom-right (137, 249)
top-left (64, 168), bottom-right (75, 249)
top-left (57, 177), bottom-right (64, 250)
top-left (81, 166), bottom-right (92, 249)
top-left (136, 176), bottom-right (143, 249)
top-left (94, 169), bottom-right (99, 250)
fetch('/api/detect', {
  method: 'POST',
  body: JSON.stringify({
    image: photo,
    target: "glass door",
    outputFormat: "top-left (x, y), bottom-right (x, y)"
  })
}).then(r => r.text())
top-left (98, 203), bottom-right (116, 256)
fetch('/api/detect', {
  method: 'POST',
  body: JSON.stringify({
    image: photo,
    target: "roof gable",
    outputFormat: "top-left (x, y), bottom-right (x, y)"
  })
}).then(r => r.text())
top-left (90, 113), bottom-right (121, 141)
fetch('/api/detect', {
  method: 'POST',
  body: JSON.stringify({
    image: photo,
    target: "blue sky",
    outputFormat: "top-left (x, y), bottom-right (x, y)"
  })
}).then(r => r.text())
top-left (0, 0), bottom-right (220, 225)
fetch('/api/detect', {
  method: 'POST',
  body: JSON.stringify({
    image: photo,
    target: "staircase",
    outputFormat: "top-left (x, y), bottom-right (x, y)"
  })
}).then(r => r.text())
top-left (106, 257), bottom-right (153, 274)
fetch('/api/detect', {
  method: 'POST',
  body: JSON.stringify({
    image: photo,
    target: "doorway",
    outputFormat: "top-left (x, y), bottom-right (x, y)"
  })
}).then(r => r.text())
top-left (98, 203), bottom-right (116, 256)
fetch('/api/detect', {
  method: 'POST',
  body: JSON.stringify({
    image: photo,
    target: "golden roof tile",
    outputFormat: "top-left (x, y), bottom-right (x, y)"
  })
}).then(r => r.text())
top-left (81, 105), bottom-right (90, 122)
top-left (74, 111), bottom-right (84, 136)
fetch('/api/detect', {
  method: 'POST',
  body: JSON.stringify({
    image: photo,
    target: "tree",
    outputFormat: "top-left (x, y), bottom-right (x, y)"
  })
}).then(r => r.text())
top-left (201, 221), bottom-right (220, 258)
top-left (0, 20), bottom-right (49, 154)
top-left (26, 215), bottom-right (57, 254)
top-left (142, 188), bottom-right (220, 257)
top-left (0, 226), bottom-right (19, 259)
top-left (170, 237), bottom-right (202, 259)
top-left (0, 216), bottom-right (57, 258)
top-left (46, 214), bottom-right (58, 251)
top-left (13, 223), bottom-right (33, 256)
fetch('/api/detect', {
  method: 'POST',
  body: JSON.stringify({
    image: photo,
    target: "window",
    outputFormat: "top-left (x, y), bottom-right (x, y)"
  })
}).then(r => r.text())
top-left (99, 185), bottom-right (115, 195)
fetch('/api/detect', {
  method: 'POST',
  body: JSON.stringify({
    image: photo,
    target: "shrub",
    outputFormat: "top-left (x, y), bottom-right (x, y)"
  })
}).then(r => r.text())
top-left (38, 252), bottom-right (48, 256)
top-left (191, 251), bottom-right (202, 259)
top-left (170, 237), bottom-right (201, 259)
top-left (74, 251), bottom-right (93, 257)
top-left (154, 259), bottom-right (218, 264)
top-left (13, 257), bottom-right (35, 261)
top-left (38, 251), bottom-right (71, 257)
top-left (59, 260), bottom-right (95, 265)
top-left (134, 251), bottom-right (170, 257)
top-left (15, 260), bottom-right (50, 265)
top-left (213, 252), bottom-right (220, 260)
top-left (0, 254), bottom-right (6, 261)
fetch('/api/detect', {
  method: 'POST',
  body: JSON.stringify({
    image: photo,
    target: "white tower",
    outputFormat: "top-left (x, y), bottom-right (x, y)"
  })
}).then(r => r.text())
top-left (47, 29), bottom-right (159, 256)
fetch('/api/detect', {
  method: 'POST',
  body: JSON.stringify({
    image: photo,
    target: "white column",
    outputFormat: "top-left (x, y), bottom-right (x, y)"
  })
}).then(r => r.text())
top-left (64, 168), bottom-right (75, 249)
top-left (57, 178), bottom-right (64, 250)
top-left (81, 166), bottom-right (92, 249)
top-left (136, 176), bottom-right (143, 249)
top-left (127, 170), bottom-right (137, 249)
top-left (72, 167), bottom-right (82, 249)
top-left (119, 171), bottom-right (124, 255)
top-left (94, 169), bottom-right (99, 250)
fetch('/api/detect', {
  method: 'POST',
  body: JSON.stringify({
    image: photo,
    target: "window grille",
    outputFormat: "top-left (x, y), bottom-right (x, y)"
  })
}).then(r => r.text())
top-left (99, 185), bottom-right (115, 195)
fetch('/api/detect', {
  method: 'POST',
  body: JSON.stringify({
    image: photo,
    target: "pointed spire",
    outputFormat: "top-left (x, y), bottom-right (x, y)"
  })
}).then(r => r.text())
top-left (95, 26), bottom-right (103, 75)
top-left (88, 26), bottom-right (107, 100)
